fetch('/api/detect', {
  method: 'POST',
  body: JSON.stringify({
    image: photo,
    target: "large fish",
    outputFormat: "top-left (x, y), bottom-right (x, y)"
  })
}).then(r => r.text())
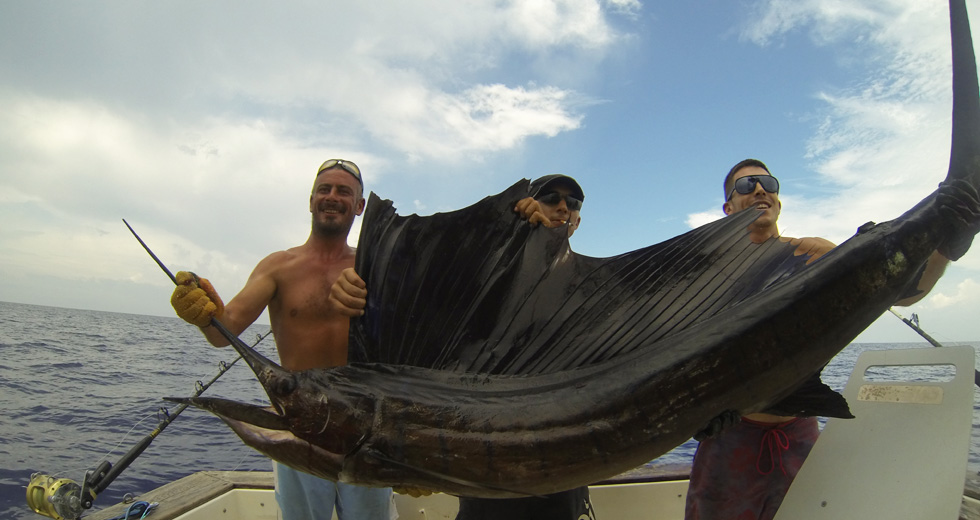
top-left (170, 0), bottom-right (980, 498)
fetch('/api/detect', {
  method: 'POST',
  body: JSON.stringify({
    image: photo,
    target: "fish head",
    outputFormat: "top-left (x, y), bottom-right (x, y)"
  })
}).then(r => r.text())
top-left (217, 330), bottom-right (373, 456)
top-left (166, 366), bottom-right (376, 481)
top-left (258, 367), bottom-right (378, 457)
top-left (173, 333), bottom-right (378, 478)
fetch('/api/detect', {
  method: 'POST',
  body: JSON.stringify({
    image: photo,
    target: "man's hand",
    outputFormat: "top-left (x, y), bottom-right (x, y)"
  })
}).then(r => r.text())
top-left (515, 197), bottom-right (554, 227)
top-left (785, 236), bottom-right (836, 265)
top-left (937, 178), bottom-right (980, 261)
top-left (171, 271), bottom-right (224, 327)
top-left (329, 268), bottom-right (367, 317)
top-left (393, 486), bottom-right (434, 498)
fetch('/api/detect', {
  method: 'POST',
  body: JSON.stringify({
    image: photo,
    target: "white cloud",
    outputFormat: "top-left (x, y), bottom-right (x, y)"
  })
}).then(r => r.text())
top-left (505, 0), bottom-right (615, 49)
top-left (686, 210), bottom-right (723, 229)
top-left (0, 0), bottom-right (638, 317)
top-left (745, 0), bottom-right (951, 190)
top-left (1, 1), bottom-right (627, 164)
top-left (741, 0), bottom-right (921, 47)
top-left (0, 92), bottom-right (352, 301)
top-left (358, 83), bottom-right (583, 161)
top-left (927, 277), bottom-right (980, 309)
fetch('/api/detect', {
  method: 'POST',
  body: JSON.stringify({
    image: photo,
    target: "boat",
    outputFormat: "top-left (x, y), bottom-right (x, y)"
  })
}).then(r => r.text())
top-left (76, 468), bottom-right (980, 520)
top-left (78, 346), bottom-right (980, 520)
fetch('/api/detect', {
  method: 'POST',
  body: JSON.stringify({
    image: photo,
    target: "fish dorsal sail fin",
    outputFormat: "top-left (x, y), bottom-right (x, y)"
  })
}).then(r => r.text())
top-left (349, 179), bottom-right (808, 375)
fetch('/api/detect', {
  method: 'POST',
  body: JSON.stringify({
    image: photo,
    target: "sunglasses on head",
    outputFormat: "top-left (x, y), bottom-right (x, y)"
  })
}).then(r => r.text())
top-left (727, 175), bottom-right (779, 201)
top-left (536, 191), bottom-right (583, 211)
top-left (318, 159), bottom-right (363, 187)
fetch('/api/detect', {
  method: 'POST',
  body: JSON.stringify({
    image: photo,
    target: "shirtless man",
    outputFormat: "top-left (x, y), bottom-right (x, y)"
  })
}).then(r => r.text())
top-left (170, 159), bottom-right (394, 520)
top-left (684, 158), bottom-right (960, 520)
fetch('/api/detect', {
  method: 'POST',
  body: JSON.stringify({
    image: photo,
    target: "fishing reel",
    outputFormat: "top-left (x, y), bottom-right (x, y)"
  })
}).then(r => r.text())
top-left (27, 461), bottom-right (110, 520)
top-left (25, 473), bottom-right (91, 520)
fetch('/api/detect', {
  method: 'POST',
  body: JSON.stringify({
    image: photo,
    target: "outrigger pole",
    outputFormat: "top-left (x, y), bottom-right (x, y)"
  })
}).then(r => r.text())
top-left (888, 307), bottom-right (980, 387)
top-left (25, 221), bottom-right (272, 520)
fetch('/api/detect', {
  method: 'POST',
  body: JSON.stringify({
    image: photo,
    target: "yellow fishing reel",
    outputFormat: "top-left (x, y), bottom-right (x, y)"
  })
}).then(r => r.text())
top-left (26, 473), bottom-right (92, 520)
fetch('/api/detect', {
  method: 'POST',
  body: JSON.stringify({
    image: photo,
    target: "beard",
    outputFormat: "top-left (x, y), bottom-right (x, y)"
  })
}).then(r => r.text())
top-left (312, 213), bottom-right (354, 238)
top-left (311, 200), bottom-right (355, 238)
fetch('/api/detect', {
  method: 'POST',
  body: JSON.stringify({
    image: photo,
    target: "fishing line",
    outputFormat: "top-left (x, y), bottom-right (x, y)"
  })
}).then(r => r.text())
top-left (57, 343), bottom-right (265, 481)
top-left (76, 414), bottom-right (157, 476)
top-left (49, 412), bottom-right (158, 482)
top-left (228, 450), bottom-right (258, 472)
top-left (27, 335), bottom-right (271, 520)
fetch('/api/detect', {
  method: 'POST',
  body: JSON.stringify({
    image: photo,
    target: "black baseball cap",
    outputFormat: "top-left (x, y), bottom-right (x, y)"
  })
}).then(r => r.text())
top-left (529, 174), bottom-right (585, 201)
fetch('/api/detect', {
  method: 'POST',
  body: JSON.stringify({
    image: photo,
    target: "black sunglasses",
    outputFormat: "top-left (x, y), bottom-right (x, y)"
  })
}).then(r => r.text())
top-left (317, 159), bottom-right (363, 187)
top-left (727, 175), bottom-right (779, 201)
top-left (536, 191), bottom-right (583, 211)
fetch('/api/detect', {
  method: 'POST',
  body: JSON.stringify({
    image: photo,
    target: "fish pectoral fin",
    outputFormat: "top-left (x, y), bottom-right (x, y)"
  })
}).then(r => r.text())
top-left (165, 397), bottom-right (290, 430)
top-left (362, 448), bottom-right (544, 499)
top-left (694, 409), bottom-right (742, 441)
top-left (764, 376), bottom-right (855, 419)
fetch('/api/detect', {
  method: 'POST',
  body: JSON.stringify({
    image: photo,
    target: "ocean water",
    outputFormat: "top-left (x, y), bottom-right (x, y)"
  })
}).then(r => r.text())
top-left (1, 301), bottom-right (978, 520)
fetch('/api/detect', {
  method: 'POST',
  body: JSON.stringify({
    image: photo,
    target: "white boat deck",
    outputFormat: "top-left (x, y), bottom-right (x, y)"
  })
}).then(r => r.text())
top-left (80, 468), bottom-right (980, 520)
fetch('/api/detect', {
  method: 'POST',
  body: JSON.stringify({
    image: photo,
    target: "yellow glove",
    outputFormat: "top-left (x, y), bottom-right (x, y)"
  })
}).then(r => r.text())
top-left (171, 271), bottom-right (224, 327)
top-left (393, 487), bottom-right (434, 498)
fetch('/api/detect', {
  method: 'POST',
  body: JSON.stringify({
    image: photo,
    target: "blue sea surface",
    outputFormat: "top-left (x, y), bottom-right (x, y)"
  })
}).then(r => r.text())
top-left (1, 301), bottom-right (978, 520)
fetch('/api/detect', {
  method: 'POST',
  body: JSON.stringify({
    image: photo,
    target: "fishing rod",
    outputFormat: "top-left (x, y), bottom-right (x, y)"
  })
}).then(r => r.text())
top-left (121, 219), bottom-right (274, 362)
top-left (25, 220), bottom-right (273, 520)
top-left (888, 307), bottom-right (980, 387)
top-left (26, 328), bottom-right (271, 520)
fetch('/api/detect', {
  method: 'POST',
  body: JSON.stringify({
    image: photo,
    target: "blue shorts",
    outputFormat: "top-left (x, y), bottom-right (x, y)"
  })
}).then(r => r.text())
top-left (274, 462), bottom-right (395, 520)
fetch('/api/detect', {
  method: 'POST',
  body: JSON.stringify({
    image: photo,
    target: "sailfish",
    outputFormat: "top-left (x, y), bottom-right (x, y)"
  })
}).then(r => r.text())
top-left (169, 0), bottom-right (980, 498)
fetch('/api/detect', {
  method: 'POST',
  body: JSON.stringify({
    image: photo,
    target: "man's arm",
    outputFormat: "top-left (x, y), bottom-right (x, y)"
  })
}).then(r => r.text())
top-left (894, 251), bottom-right (948, 307)
top-left (783, 236), bottom-right (836, 264)
top-left (895, 179), bottom-right (980, 305)
top-left (782, 235), bottom-right (947, 306)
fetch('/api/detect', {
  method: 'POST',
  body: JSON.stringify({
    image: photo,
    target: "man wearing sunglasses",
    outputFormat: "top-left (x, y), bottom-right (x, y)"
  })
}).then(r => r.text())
top-left (328, 174), bottom-right (595, 519)
top-left (685, 158), bottom-right (969, 520)
top-left (514, 174), bottom-right (584, 236)
top-left (454, 174), bottom-right (595, 520)
top-left (169, 159), bottom-right (395, 520)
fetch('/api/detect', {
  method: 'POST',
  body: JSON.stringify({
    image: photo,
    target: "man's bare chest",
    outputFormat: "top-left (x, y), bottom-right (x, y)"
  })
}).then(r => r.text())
top-left (274, 262), bottom-right (350, 317)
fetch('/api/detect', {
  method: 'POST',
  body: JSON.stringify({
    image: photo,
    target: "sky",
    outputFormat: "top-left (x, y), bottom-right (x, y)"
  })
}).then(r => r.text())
top-left (2, 0), bottom-right (980, 344)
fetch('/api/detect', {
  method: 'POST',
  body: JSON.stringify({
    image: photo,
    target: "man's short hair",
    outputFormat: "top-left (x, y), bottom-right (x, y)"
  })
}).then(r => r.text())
top-left (723, 159), bottom-right (770, 199)
top-left (529, 174), bottom-right (586, 203)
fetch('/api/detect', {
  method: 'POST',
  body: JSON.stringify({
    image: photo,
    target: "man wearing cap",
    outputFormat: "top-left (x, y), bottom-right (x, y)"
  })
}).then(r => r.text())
top-left (169, 159), bottom-right (395, 520)
top-left (453, 174), bottom-right (593, 520)
top-left (684, 158), bottom-right (965, 520)
top-left (514, 174), bottom-right (584, 237)
top-left (329, 174), bottom-right (595, 519)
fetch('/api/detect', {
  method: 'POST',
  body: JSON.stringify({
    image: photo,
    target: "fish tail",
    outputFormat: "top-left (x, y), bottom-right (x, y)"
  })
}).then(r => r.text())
top-left (947, 0), bottom-right (980, 186)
